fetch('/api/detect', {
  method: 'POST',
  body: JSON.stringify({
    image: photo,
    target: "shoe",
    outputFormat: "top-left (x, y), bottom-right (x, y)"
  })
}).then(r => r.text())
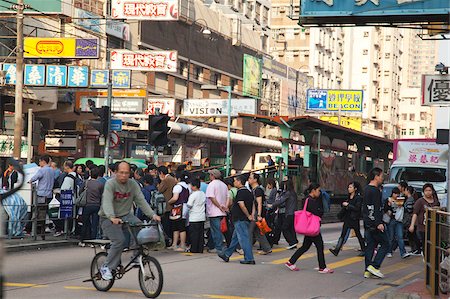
top-left (218, 253), bottom-right (229, 262)
top-left (286, 243), bottom-right (298, 250)
top-left (53, 231), bottom-right (63, 237)
top-left (239, 260), bottom-right (256, 265)
top-left (130, 254), bottom-right (141, 267)
top-left (401, 252), bottom-right (411, 259)
top-left (236, 249), bottom-right (244, 255)
top-left (358, 251), bottom-right (365, 257)
top-left (257, 250), bottom-right (272, 255)
top-left (207, 248), bottom-right (218, 253)
top-left (318, 268), bottom-right (334, 274)
top-left (100, 265), bottom-right (113, 281)
top-left (411, 250), bottom-right (421, 256)
top-left (364, 271), bottom-right (372, 278)
top-left (285, 262), bottom-right (299, 271)
top-left (386, 253), bottom-right (393, 258)
top-left (174, 247), bottom-right (186, 252)
top-left (329, 248), bottom-right (339, 256)
top-left (78, 242), bottom-right (86, 247)
top-left (367, 265), bottom-right (384, 278)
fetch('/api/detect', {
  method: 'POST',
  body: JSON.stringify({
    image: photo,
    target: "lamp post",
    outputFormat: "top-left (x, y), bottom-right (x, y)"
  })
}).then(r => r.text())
top-left (201, 84), bottom-right (232, 176)
top-left (186, 19), bottom-right (211, 99)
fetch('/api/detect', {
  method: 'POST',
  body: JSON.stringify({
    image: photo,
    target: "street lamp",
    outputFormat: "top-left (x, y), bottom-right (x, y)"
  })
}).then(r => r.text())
top-left (186, 19), bottom-right (212, 99)
top-left (201, 84), bottom-right (232, 176)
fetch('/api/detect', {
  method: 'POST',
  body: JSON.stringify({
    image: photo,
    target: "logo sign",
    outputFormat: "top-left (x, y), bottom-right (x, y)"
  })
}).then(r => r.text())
top-left (24, 64), bottom-right (45, 86)
top-left (306, 89), bottom-right (363, 112)
top-left (59, 190), bottom-right (73, 219)
top-left (319, 116), bottom-right (362, 131)
top-left (110, 49), bottom-right (177, 72)
top-left (147, 98), bottom-right (176, 118)
top-left (106, 20), bottom-right (130, 41)
top-left (24, 37), bottom-right (100, 58)
top-left (80, 97), bottom-right (144, 113)
top-left (46, 65), bottom-right (67, 86)
top-left (111, 119), bottom-right (123, 131)
top-left (183, 99), bottom-right (257, 117)
top-left (68, 66), bottom-right (89, 87)
top-left (2, 63), bottom-right (16, 84)
top-left (243, 54), bottom-right (262, 98)
top-left (111, 0), bottom-right (179, 20)
top-left (422, 74), bottom-right (450, 106)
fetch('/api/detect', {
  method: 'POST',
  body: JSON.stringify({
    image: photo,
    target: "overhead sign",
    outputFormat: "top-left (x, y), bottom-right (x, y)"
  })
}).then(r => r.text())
top-left (243, 54), bottom-right (262, 98)
top-left (80, 97), bottom-right (144, 113)
top-left (319, 116), bottom-right (362, 131)
top-left (111, 0), bottom-right (179, 20)
top-left (73, 8), bottom-right (103, 33)
top-left (306, 89), bottom-right (363, 112)
top-left (46, 65), bottom-right (67, 87)
top-left (68, 66), bottom-right (89, 87)
top-left (422, 74), bottom-right (450, 106)
top-left (147, 98), bottom-right (176, 118)
top-left (110, 49), bottom-right (177, 72)
top-left (90, 70), bottom-right (132, 88)
top-left (106, 20), bottom-right (131, 41)
top-left (183, 99), bottom-right (257, 117)
top-left (24, 37), bottom-right (100, 59)
top-left (24, 64), bottom-right (45, 86)
top-left (299, 0), bottom-right (450, 25)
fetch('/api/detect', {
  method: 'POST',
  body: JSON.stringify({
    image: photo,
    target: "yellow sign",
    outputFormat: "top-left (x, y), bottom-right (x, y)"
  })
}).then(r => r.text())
top-left (326, 90), bottom-right (363, 112)
top-left (320, 116), bottom-right (362, 131)
top-left (24, 37), bottom-right (99, 58)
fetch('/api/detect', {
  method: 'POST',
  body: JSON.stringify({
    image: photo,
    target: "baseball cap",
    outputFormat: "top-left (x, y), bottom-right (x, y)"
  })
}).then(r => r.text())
top-left (208, 169), bottom-right (222, 179)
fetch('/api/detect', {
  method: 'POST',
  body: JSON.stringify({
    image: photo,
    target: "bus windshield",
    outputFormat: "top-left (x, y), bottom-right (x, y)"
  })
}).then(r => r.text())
top-left (390, 166), bottom-right (446, 183)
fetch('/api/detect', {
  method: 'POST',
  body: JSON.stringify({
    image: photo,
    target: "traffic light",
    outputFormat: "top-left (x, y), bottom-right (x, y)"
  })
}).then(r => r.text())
top-left (90, 105), bottom-right (110, 137)
top-left (148, 114), bottom-right (170, 146)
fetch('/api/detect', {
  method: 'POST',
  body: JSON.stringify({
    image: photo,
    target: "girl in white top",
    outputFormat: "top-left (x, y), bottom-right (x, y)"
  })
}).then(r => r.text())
top-left (187, 178), bottom-right (206, 253)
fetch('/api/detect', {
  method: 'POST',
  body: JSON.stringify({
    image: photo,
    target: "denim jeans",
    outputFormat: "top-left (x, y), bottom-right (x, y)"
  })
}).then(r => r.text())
top-left (364, 227), bottom-right (389, 270)
top-left (224, 220), bottom-right (254, 262)
top-left (209, 216), bottom-right (224, 252)
top-left (388, 220), bottom-right (406, 255)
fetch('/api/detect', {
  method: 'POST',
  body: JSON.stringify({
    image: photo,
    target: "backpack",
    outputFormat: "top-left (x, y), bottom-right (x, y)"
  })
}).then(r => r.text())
top-left (66, 174), bottom-right (83, 198)
top-left (321, 190), bottom-right (331, 213)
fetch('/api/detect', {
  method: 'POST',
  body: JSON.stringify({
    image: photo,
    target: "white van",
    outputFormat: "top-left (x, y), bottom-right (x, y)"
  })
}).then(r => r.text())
top-left (254, 152), bottom-right (282, 170)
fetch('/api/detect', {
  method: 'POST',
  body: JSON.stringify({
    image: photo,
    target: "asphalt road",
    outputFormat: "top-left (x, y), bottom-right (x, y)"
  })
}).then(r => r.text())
top-left (3, 223), bottom-right (424, 299)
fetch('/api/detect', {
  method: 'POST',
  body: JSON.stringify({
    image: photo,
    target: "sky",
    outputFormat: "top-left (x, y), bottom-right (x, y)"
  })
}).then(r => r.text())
top-left (439, 39), bottom-right (450, 65)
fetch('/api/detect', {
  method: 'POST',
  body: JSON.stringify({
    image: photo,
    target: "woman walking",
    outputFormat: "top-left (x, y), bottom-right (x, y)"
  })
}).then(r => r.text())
top-left (329, 181), bottom-right (365, 256)
top-left (285, 183), bottom-right (334, 273)
top-left (403, 186), bottom-right (420, 255)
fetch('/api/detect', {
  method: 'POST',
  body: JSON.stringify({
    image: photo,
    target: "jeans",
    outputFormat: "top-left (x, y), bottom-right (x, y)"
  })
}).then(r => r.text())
top-left (388, 220), bottom-right (406, 256)
top-left (364, 227), bottom-right (389, 270)
top-left (289, 233), bottom-right (326, 270)
top-left (209, 216), bottom-right (224, 252)
top-left (80, 205), bottom-right (100, 241)
top-left (339, 221), bottom-right (365, 251)
top-left (224, 220), bottom-right (254, 262)
top-left (101, 213), bottom-right (142, 270)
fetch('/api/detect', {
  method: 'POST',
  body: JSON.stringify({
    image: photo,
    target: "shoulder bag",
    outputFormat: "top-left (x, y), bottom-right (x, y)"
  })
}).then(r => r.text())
top-left (294, 197), bottom-right (321, 237)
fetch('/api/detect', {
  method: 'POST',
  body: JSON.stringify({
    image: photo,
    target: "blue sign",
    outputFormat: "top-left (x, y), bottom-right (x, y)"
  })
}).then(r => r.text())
top-left (68, 66), bottom-right (89, 87)
top-left (111, 119), bottom-right (123, 131)
top-left (24, 64), bottom-right (45, 86)
top-left (112, 70), bottom-right (131, 89)
top-left (59, 190), bottom-right (73, 219)
top-left (307, 89), bottom-right (328, 111)
top-left (306, 89), bottom-right (363, 112)
top-left (46, 65), bottom-right (67, 87)
top-left (3, 63), bottom-right (16, 84)
top-left (90, 69), bottom-right (109, 87)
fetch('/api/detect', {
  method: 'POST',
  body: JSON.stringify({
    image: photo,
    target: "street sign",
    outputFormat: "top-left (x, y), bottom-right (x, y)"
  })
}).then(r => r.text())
top-left (59, 190), bottom-right (73, 219)
top-left (111, 119), bottom-right (123, 131)
top-left (422, 74), bottom-right (450, 106)
top-left (110, 131), bottom-right (120, 148)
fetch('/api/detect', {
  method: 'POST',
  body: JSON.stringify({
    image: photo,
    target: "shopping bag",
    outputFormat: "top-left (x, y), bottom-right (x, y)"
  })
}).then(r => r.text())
top-left (256, 218), bottom-right (272, 235)
top-left (294, 198), bottom-right (321, 237)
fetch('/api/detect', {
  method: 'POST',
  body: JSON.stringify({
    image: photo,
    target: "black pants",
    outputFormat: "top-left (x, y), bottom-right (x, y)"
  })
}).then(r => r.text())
top-left (407, 230), bottom-right (420, 252)
top-left (289, 233), bottom-right (326, 270)
top-left (162, 211), bottom-right (172, 245)
top-left (188, 221), bottom-right (205, 253)
top-left (416, 230), bottom-right (425, 253)
top-left (340, 220), bottom-right (365, 251)
top-left (80, 205), bottom-right (100, 241)
top-left (283, 215), bottom-right (298, 246)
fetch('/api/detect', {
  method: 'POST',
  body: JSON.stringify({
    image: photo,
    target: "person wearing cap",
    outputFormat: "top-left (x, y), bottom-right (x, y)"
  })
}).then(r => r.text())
top-left (205, 169), bottom-right (228, 253)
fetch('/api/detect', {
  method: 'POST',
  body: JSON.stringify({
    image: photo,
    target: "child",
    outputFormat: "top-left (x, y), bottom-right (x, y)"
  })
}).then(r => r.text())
top-left (187, 178), bottom-right (206, 253)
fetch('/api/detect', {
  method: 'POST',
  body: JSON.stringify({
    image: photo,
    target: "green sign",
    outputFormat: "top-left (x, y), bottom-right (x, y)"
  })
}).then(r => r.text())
top-left (0, 135), bottom-right (28, 159)
top-left (243, 54), bottom-right (262, 99)
top-left (0, 0), bottom-right (63, 13)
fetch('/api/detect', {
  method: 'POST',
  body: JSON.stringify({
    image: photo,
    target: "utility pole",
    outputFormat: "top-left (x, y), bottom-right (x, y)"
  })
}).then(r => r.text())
top-left (13, 0), bottom-right (25, 160)
top-left (104, 0), bottom-right (112, 171)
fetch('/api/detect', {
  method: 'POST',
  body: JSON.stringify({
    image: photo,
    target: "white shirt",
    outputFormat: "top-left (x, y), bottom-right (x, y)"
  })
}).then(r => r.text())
top-left (173, 181), bottom-right (191, 195)
top-left (61, 172), bottom-right (76, 191)
top-left (187, 190), bottom-right (206, 222)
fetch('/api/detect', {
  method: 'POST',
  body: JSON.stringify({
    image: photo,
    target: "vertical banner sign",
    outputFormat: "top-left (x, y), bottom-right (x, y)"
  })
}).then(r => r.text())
top-left (112, 70), bottom-right (131, 88)
top-left (111, 0), bottom-right (179, 20)
top-left (46, 65), bottom-right (67, 86)
top-left (24, 65), bottom-right (45, 86)
top-left (59, 190), bottom-right (73, 219)
top-left (68, 66), bottom-right (89, 87)
top-left (90, 70), bottom-right (109, 87)
top-left (2, 63), bottom-right (16, 84)
top-left (243, 54), bottom-right (262, 98)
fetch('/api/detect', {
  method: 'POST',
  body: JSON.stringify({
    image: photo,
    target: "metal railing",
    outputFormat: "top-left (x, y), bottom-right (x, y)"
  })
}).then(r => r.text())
top-left (425, 208), bottom-right (450, 297)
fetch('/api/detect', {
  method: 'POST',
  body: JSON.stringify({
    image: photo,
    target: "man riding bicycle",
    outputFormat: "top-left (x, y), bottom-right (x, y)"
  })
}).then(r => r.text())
top-left (99, 162), bottom-right (161, 281)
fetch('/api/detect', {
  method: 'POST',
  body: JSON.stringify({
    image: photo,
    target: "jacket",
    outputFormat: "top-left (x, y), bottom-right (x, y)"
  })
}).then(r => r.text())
top-left (157, 175), bottom-right (177, 212)
top-left (362, 185), bottom-right (383, 230)
top-left (273, 190), bottom-right (297, 216)
top-left (343, 194), bottom-right (362, 222)
top-left (302, 196), bottom-right (324, 218)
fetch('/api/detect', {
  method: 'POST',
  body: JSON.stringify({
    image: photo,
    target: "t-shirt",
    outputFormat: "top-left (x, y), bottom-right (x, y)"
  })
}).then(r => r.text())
top-left (252, 186), bottom-right (265, 217)
top-left (205, 179), bottom-right (228, 217)
top-left (173, 182), bottom-right (190, 205)
top-left (200, 182), bottom-right (208, 194)
top-left (413, 197), bottom-right (440, 232)
top-left (231, 187), bottom-right (254, 222)
top-left (187, 190), bottom-right (206, 222)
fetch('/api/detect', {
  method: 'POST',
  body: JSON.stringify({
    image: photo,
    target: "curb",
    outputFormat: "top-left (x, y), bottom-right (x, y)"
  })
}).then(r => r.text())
top-left (5, 240), bottom-right (79, 253)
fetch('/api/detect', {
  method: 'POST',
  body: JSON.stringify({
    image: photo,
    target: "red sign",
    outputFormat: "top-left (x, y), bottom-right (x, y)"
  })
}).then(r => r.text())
top-left (110, 49), bottom-right (177, 72)
top-left (110, 131), bottom-right (120, 149)
top-left (111, 0), bottom-right (178, 20)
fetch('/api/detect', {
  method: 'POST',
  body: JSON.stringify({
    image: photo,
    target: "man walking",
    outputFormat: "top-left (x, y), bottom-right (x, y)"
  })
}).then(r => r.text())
top-left (205, 169), bottom-right (228, 253)
top-left (218, 175), bottom-right (255, 264)
top-left (363, 167), bottom-right (389, 279)
top-left (157, 166), bottom-right (177, 245)
top-left (28, 155), bottom-right (54, 240)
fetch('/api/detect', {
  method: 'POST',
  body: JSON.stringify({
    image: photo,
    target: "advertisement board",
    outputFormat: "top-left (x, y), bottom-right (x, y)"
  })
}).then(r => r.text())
top-left (147, 98), bottom-right (176, 118)
top-left (0, 0), bottom-right (66, 13)
top-left (24, 37), bottom-right (100, 59)
top-left (80, 97), bottom-right (144, 113)
top-left (319, 116), bottom-right (362, 131)
top-left (183, 99), bottom-right (257, 117)
top-left (306, 89), bottom-right (363, 112)
top-left (111, 0), bottom-right (179, 20)
top-left (243, 54), bottom-right (262, 98)
top-left (73, 8), bottom-right (103, 33)
top-left (421, 74), bottom-right (450, 106)
top-left (110, 49), bottom-right (177, 72)
top-left (106, 20), bottom-right (131, 41)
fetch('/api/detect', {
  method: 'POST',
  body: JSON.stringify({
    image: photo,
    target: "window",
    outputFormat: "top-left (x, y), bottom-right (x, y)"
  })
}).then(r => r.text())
top-left (386, 35), bottom-right (391, 41)
top-left (420, 112), bottom-right (426, 120)
top-left (384, 71), bottom-right (390, 76)
top-left (385, 53), bottom-right (390, 59)
top-left (401, 129), bottom-right (407, 136)
top-left (409, 129), bottom-right (414, 136)
top-left (420, 127), bottom-right (427, 135)
top-left (402, 113), bottom-right (407, 120)
top-left (383, 88), bottom-right (389, 93)
top-left (410, 98), bottom-right (415, 105)
top-left (364, 31), bottom-right (369, 37)
top-left (363, 49), bottom-right (368, 55)
top-left (362, 67), bottom-right (368, 73)
top-left (179, 61), bottom-right (187, 76)
top-left (194, 67), bottom-right (203, 81)
top-left (410, 113), bottom-right (415, 121)
top-left (383, 105), bottom-right (389, 111)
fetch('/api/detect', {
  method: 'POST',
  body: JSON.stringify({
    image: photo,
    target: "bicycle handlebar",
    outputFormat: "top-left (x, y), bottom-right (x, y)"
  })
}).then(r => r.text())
top-left (122, 221), bottom-right (158, 228)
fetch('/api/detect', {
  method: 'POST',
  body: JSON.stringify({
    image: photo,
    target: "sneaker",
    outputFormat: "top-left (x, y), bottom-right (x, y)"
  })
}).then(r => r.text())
top-left (286, 243), bottom-right (298, 250)
top-left (318, 268), bottom-right (334, 274)
top-left (386, 253), bottom-right (393, 258)
top-left (239, 260), bottom-right (256, 265)
top-left (367, 265), bottom-right (384, 278)
top-left (218, 253), bottom-right (229, 263)
top-left (53, 231), bottom-right (63, 237)
top-left (130, 255), bottom-right (141, 267)
top-left (174, 247), bottom-right (186, 252)
top-left (257, 250), bottom-right (272, 255)
top-left (364, 271), bottom-right (372, 279)
top-left (207, 248), bottom-right (218, 253)
top-left (78, 242), bottom-right (86, 247)
top-left (100, 265), bottom-right (113, 281)
top-left (411, 250), bottom-right (421, 256)
top-left (401, 252), bottom-right (411, 259)
top-left (236, 249), bottom-right (244, 255)
top-left (285, 262), bottom-right (299, 271)
top-left (329, 248), bottom-right (339, 256)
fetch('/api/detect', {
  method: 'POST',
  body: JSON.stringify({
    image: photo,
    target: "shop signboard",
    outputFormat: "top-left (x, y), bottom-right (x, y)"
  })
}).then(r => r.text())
top-left (46, 65), bottom-right (67, 87)
top-left (0, 135), bottom-right (28, 158)
top-left (68, 66), bottom-right (89, 87)
top-left (147, 98), bottom-right (176, 118)
top-left (243, 54), bottom-right (262, 98)
top-left (0, 0), bottom-right (68, 14)
top-left (73, 8), bottom-right (103, 33)
top-left (421, 74), bottom-right (450, 106)
top-left (111, 0), bottom-right (179, 20)
top-left (2, 63), bottom-right (16, 84)
top-left (24, 64), bottom-right (45, 86)
top-left (106, 20), bottom-right (131, 41)
top-left (183, 99), bottom-right (257, 117)
top-left (110, 49), bottom-right (177, 72)
top-left (80, 97), bottom-right (144, 113)
top-left (306, 89), bottom-right (363, 112)
top-left (319, 116), bottom-right (362, 131)
top-left (24, 37), bottom-right (100, 59)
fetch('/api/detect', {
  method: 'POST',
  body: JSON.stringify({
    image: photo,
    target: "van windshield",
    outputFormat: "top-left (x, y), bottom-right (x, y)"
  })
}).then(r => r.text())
top-left (390, 166), bottom-right (446, 183)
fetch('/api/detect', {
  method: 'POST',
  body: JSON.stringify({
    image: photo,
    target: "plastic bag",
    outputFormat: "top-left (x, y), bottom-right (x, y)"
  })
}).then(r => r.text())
top-left (220, 217), bottom-right (228, 233)
top-left (145, 223), bottom-right (167, 251)
top-left (256, 218), bottom-right (272, 235)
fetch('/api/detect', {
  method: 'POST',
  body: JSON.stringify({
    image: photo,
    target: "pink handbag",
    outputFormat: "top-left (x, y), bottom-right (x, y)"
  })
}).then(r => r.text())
top-left (294, 197), bottom-right (321, 237)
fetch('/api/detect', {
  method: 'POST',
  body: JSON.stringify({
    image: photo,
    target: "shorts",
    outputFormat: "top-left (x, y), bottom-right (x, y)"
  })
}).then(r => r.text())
top-left (171, 218), bottom-right (187, 232)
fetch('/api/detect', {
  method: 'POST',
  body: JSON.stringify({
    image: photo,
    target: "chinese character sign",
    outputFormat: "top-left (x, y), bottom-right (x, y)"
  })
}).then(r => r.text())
top-left (112, 70), bottom-right (131, 88)
top-left (46, 65), bottom-right (67, 86)
top-left (422, 74), bottom-right (450, 106)
top-left (68, 66), bottom-right (89, 87)
top-left (110, 49), bottom-right (177, 72)
top-left (24, 37), bottom-right (99, 59)
top-left (24, 65), bottom-right (45, 86)
top-left (111, 0), bottom-right (178, 20)
top-left (306, 89), bottom-right (363, 112)
top-left (90, 70), bottom-right (109, 87)
top-left (2, 63), bottom-right (16, 84)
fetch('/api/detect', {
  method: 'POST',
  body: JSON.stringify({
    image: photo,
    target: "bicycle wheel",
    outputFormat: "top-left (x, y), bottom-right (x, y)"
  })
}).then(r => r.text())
top-left (90, 252), bottom-right (115, 292)
top-left (138, 255), bottom-right (163, 298)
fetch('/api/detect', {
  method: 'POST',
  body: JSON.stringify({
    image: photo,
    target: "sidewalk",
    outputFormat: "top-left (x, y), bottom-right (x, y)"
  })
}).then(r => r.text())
top-left (4, 234), bottom-right (78, 253)
top-left (385, 278), bottom-right (441, 299)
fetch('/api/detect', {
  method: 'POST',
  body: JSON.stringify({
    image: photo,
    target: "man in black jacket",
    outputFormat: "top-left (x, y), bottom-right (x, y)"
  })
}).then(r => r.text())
top-left (363, 167), bottom-right (389, 279)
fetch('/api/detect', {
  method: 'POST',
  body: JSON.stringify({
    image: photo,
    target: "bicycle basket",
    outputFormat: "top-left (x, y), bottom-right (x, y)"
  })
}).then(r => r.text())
top-left (137, 226), bottom-right (160, 244)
